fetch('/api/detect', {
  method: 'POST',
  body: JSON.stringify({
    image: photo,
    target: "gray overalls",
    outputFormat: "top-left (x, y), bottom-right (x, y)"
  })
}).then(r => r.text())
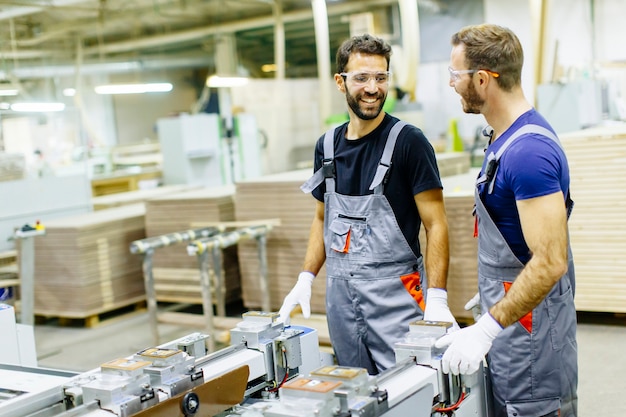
top-left (476, 125), bottom-right (578, 417)
top-left (302, 120), bottom-right (425, 374)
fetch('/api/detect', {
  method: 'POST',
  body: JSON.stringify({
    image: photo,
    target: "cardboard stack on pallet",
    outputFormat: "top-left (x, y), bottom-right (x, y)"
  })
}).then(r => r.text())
top-left (144, 185), bottom-right (241, 305)
top-left (91, 184), bottom-right (200, 210)
top-left (0, 153), bottom-right (25, 182)
top-left (560, 126), bottom-right (626, 314)
top-left (32, 204), bottom-right (146, 319)
top-left (425, 171), bottom-right (479, 322)
top-left (235, 170), bottom-right (328, 314)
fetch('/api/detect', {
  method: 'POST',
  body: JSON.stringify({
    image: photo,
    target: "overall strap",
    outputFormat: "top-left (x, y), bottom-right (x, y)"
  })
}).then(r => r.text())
top-left (476, 123), bottom-right (574, 217)
top-left (369, 120), bottom-right (408, 194)
top-left (300, 127), bottom-right (337, 193)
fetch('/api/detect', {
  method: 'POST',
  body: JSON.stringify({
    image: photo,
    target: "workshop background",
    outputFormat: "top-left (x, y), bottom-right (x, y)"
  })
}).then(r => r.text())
top-left (0, 0), bottom-right (624, 416)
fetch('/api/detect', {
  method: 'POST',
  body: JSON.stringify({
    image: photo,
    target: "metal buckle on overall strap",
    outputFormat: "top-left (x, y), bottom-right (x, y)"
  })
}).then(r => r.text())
top-left (322, 158), bottom-right (336, 178)
top-left (380, 161), bottom-right (392, 184)
top-left (484, 158), bottom-right (498, 184)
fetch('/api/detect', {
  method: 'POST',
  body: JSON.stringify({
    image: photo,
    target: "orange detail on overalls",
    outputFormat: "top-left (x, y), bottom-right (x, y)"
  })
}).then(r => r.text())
top-left (503, 282), bottom-right (533, 333)
top-left (400, 271), bottom-right (425, 311)
top-left (334, 229), bottom-right (351, 253)
top-left (474, 216), bottom-right (479, 238)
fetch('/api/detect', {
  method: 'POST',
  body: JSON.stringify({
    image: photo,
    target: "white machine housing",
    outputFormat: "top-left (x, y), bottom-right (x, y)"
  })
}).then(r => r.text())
top-left (0, 313), bottom-right (490, 417)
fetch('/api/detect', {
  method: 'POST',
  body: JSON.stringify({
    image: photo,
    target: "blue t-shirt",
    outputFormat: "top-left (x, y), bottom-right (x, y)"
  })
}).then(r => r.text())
top-left (311, 113), bottom-right (442, 257)
top-left (478, 109), bottom-right (570, 263)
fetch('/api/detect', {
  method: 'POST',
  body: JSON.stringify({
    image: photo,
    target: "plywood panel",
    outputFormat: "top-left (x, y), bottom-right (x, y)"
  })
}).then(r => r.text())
top-left (32, 204), bottom-right (147, 317)
top-left (560, 126), bottom-right (626, 313)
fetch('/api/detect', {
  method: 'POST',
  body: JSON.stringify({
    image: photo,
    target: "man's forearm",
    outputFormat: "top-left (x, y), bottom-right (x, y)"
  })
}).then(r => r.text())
top-left (302, 202), bottom-right (326, 275)
top-left (424, 222), bottom-right (450, 289)
top-left (490, 256), bottom-right (566, 327)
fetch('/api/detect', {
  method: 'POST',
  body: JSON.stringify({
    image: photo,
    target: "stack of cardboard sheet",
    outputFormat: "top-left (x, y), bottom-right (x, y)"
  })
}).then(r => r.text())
top-left (560, 126), bottom-right (626, 313)
top-left (234, 169), bottom-right (327, 314)
top-left (426, 170), bottom-right (479, 322)
top-left (32, 204), bottom-right (146, 317)
top-left (0, 153), bottom-right (25, 182)
top-left (144, 185), bottom-right (241, 305)
top-left (435, 152), bottom-right (471, 177)
top-left (91, 184), bottom-right (200, 210)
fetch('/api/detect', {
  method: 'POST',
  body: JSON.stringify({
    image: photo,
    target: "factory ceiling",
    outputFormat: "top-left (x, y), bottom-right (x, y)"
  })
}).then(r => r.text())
top-left (0, 0), bottom-right (401, 82)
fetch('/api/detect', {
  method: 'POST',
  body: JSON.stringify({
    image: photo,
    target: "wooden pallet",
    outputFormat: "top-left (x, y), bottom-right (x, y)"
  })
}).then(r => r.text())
top-left (34, 299), bottom-right (147, 328)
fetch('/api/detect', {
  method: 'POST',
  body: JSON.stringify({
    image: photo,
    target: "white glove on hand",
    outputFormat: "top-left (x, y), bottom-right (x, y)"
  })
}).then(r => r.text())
top-left (434, 312), bottom-right (503, 375)
top-left (464, 292), bottom-right (482, 321)
top-left (423, 288), bottom-right (460, 332)
top-left (278, 271), bottom-right (314, 325)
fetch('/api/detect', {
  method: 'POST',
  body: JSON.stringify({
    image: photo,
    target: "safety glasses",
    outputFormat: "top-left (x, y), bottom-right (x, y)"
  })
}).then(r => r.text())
top-left (340, 71), bottom-right (392, 86)
top-left (448, 66), bottom-right (500, 82)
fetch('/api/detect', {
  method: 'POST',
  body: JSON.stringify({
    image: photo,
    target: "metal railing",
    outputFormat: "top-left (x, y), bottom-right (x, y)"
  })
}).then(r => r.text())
top-left (130, 222), bottom-right (274, 349)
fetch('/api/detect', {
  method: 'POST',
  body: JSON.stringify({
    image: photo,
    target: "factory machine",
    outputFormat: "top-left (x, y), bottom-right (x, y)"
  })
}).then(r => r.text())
top-left (0, 312), bottom-right (490, 417)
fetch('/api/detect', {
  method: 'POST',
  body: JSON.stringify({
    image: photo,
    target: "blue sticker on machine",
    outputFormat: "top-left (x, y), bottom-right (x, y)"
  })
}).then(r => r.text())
top-left (288, 325), bottom-right (314, 334)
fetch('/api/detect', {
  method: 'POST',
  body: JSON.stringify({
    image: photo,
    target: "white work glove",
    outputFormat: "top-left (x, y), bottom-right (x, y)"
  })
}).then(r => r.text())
top-left (464, 292), bottom-right (482, 321)
top-left (434, 312), bottom-right (503, 375)
top-left (278, 271), bottom-right (315, 325)
top-left (423, 288), bottom-right (460, 332)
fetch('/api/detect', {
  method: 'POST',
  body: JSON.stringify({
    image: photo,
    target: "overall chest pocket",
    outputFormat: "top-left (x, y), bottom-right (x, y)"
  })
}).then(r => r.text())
top-left (328, 217), bottom-right (365, 254)
top-left (327, 214), bottom-right (391, 261)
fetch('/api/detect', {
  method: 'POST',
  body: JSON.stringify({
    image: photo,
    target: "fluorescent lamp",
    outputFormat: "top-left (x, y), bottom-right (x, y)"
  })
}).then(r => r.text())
top-left (63, 88), bottom-right (76, 97)
top-left (261, 64), bottom-right (277, 73)
top-left (206, 75), bottom-right (249, 88)
top-left (94, 82), bottom-right (173, 95)
top-left (11, 102), bottom-right (65, 112)
top-left (0, 88), bottom-right (18, 96)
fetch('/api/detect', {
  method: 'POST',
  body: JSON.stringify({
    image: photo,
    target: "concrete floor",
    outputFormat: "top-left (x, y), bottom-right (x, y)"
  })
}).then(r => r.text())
top-left (30, 306), bottom-right (626, 416)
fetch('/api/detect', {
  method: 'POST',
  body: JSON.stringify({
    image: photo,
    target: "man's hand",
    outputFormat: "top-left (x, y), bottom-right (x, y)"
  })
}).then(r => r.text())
top-left (434, 313), bottom-right (503, 375)
top-left (278, 271), bottom-right (315, 325)
top-left (423, 288), bottom-right (460, 332)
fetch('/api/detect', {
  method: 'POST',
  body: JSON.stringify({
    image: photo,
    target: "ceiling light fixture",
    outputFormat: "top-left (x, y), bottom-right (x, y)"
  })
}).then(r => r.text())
top-left (206, 75), bottom-right (249, 88)
top-left (10, 102), bottom-right (65, 112)
top-left (94, 82), bottom-right (173, 95)
top-left (261, 64), bottom-right (277, 73)
top-left (0, 87), bottom-right (19, 96)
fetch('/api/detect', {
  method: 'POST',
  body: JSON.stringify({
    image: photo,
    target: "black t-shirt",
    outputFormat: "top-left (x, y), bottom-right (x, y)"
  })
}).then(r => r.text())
top-left (311, 113), bottom-right (442, 257)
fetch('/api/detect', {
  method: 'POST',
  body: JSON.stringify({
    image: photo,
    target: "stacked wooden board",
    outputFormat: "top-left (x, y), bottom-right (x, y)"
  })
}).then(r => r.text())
top-left (422, 170), bottom-right (479, 321)
top-left (560, 125), bottom-right (626, 313)
top-left (144, 186), bottom-right (241, 305)
top-left (435, 152), bottom-right (471, 177)
top-left (32, 204), bottom-right (146, 317)
top-left (91, 184), bottom-right (200, 210)
top-left (234, 170), bottom-right (327, 314)
top-left (0, 153), bottom-right (25, 182)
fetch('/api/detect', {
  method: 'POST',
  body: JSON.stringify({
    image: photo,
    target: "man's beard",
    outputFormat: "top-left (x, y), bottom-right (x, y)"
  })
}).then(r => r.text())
top-left (461, 80), bottom-right (483, 114)
top-left (345, 90), bottom-right (386, 120)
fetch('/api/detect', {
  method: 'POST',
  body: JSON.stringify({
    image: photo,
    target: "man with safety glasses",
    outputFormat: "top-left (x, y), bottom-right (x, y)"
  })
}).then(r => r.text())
top-left (278, 33), bottom-right (458, 374)
top-left (438, 23), bottom-right (578, 417)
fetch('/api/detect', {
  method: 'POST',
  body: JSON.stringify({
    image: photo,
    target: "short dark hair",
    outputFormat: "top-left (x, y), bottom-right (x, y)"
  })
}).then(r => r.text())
top-left (451, 24), bottom-right (523, 91)
top-left (335, 34), bottom-right (392, 74)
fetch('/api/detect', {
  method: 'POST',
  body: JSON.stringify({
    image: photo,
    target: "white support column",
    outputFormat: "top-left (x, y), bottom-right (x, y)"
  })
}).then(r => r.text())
top-left (215, 33), bottom-right (238, 76)
top-left (312, 0), bottom-right (332, 131)
top-left (273, 0), bottom-right (286, 80)
top-left (214, 33), bottom-right (239, 123)
top-left (529, 0), bottom-right (549, 106)
top-left (398, 0), bottom-right (420, 101)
